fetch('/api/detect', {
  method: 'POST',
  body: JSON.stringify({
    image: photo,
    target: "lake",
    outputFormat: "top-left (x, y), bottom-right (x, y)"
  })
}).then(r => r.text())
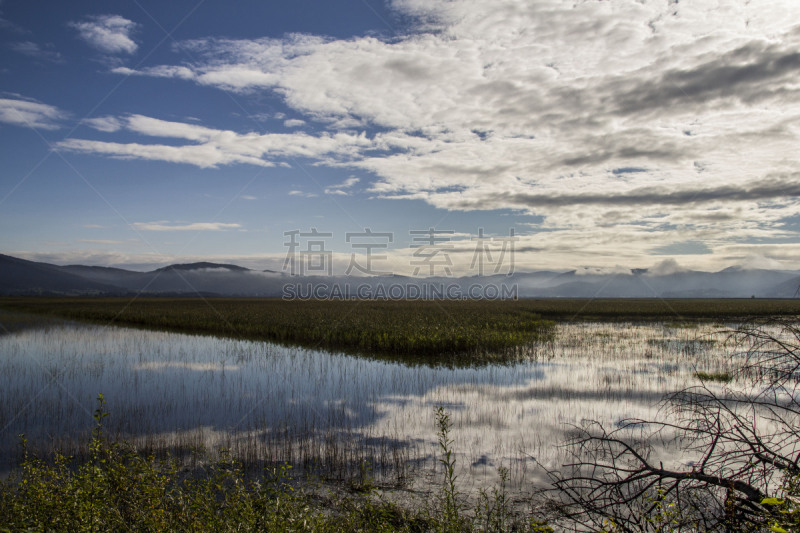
top-left (0, 317), bottom-right (735, 494)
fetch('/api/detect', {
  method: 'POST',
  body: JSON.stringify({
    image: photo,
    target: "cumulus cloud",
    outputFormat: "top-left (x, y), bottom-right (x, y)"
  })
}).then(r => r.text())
top-left (131, 221), bottom-right (242, 231)
top-left (58, 0), bottom-right (800, 267)
top-left (109, 2), bottom-right (800, 185)
top-left (69, 15), bottom-right (138, 54)
top-left (0, 97), bottom-right (66, 129)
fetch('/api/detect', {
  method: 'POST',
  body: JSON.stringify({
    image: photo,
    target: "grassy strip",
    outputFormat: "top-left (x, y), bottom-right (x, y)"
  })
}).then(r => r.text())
top-left (509, 298), bottom-right (800, 320)
top-left (694, 371), bottom-right (733, 383)
top-left (2, 296), bottom-right (798, 360)
top-left (3, 295), bottom-right (800, 321)
top-left (0, 398), bottom-right (553, 533)
top-left (0, 308), bottom-right (69, 335)
top-left (0, 298), bottom-right (553, 362)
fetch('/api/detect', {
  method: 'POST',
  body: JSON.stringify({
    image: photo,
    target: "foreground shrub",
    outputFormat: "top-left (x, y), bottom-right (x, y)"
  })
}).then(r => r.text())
top-left (0, 397), bottom-right (549, 532)
top-left (1, 396), bottom-right (326, 532)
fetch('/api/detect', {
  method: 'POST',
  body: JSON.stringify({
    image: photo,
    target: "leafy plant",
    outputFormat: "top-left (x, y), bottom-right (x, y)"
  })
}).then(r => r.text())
top-left (476, 465), bottom-right (513, 532)
top-left (435, 406), bottom-right (463, 532)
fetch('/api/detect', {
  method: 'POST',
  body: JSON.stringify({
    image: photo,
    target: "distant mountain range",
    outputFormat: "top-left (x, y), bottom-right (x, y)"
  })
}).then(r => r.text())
top-left (1, 253), bottom-right (799, 298)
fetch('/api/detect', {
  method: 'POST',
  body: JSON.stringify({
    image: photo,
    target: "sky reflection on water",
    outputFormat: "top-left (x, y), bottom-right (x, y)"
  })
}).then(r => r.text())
top-left (0, 320), bottom-right (732, 488)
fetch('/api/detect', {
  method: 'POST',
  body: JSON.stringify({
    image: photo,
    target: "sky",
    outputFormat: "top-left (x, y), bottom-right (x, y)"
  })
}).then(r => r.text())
top-left (1, 0), bottom-right (799, 275)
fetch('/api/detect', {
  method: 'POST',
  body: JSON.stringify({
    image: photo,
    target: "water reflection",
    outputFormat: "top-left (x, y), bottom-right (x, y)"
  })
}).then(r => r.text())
top-left (0, 320), bottom-right (733, 490)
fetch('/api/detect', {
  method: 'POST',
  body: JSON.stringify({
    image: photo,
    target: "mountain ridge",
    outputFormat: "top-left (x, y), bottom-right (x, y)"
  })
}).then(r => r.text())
top-left (1, 253), bottom-right (798, 298)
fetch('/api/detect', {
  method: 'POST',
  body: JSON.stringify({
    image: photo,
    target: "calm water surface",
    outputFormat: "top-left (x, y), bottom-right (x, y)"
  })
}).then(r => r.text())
top-left (0, 319), bottom-right (733, 489)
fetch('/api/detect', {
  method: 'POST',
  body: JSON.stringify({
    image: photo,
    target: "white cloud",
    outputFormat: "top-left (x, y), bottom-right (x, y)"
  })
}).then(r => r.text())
top-left (324, 176), bottom-right (360, 195)
top-left (0, 97), bottom-right (66, 129)
top-left (131, 221), bottom-right (242, 232)
top-left (737, 253), bottom-right (790, 271)
top-left (284, 119), bottom-right (306, 128)
top-left (57, 114), bottom-right (372, 168)
top-left (69, 15), bottom-right (138, 54)
top-left (240, 195), bottom-right (258, 200)
top-left (60, 0), bottom-right (800, 267)
top-left (647, 258), bottom-right (687, 276)
top-left (112, 64), bottom-right (194, 79)
top-left (288, 190), bottom-right (318, 198)
top-left (111, 1), bottom-right (800, 191)
top-left (57, 138), bottom-right (275, 168)
top-left (82, 115), bottom-right (123, 132)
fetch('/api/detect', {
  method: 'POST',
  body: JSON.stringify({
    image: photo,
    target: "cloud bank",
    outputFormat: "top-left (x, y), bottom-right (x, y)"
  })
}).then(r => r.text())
top-left (48, 0), bottom-right (800, 268)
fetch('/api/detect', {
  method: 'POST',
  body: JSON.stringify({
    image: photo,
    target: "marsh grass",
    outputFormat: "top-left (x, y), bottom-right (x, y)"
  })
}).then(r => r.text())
top-left (693, 370), bottom-right (733, 383)
top-left (0, 298), bottom-right (554, 362)
top-left (0, 400), bottom-right (546, 532)
top-left (0, 308), bottom-right (67, 336)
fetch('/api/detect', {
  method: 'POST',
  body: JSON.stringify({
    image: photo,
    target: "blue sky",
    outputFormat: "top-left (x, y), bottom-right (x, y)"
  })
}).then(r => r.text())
top-left (1, 0), bottom-right (799, 274)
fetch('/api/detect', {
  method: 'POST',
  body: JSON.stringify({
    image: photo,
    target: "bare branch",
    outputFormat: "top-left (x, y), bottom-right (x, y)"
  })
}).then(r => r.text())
top-left (543, 318), bottom-right (800, 532)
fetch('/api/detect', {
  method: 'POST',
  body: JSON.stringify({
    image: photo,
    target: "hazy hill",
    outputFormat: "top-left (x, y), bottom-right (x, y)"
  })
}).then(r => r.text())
top-left (0, 254), bottom-right (125, 295)
top-left (154, 262), bottom-right (251, 273)
top-left (59, 261), bottom-right (284, 296)
top-left (1, 253), bottom-right (798, 298)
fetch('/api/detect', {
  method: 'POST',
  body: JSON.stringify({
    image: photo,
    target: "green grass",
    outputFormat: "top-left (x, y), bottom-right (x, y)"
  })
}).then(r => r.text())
top-left (0, 298), bottom-right (554, 363)
top-left (2, 296), bottom-right (799, 362)
top-left (693, 371), bottom-right (733, 383)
